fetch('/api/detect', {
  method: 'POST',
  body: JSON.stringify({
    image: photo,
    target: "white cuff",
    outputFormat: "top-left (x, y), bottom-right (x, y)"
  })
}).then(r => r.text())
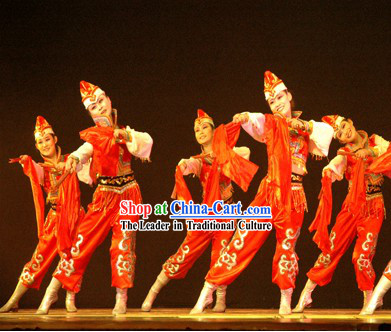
top-left (241, 112), bottom-right (266, 143)
top-left (125, 126), bottom-right (153, 160)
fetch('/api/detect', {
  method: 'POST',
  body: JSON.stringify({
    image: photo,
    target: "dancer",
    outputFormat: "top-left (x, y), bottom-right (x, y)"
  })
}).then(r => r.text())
top-left (142, 109), bottom-right (258, 312)
top-left (191, 71), bottom-right (333, 315)
top-left (36, 81), bottom-right (153, 315)
top-left (0, 116), bottom-right (84, 313)
top-left (360, 143), bottom-right (391, 315)
top-left (294, 115), bottom-right (389, 313)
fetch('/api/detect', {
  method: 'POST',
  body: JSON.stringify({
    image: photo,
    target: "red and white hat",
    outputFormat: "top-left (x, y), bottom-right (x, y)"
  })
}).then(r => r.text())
top-left (322, 115), bottom-right (345, 138)
top-left (194, 109), bottom-right (214, 127)
top-left (80, 80), bottom-right (105, 109)
top-left (34, 116), bottom-right (54, 140)
top-left (264, 70), bottom-right (288, 100)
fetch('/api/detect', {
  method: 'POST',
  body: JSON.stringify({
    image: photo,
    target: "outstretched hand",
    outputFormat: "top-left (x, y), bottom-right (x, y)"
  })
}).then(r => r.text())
top-left (114, 128), bottom-right (126, 139)
top-left (18, 155), bottom-right (29, 164)
top-left (288, 118), bottom-right (305, 131)
top-left (232, 113), bottom-right (249, 124)
top-left (65, 157), bottom-right (77, 174)
top-left (355, 148), bottom-right (371, 159)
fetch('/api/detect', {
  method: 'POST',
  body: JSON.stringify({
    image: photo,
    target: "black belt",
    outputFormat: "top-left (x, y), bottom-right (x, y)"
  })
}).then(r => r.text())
top-left (291, 173), bottom-right (303, 183)
top-left (98, 172), bottom-right (135, 188)
top-left (366, 184), bottom-right (382, 195)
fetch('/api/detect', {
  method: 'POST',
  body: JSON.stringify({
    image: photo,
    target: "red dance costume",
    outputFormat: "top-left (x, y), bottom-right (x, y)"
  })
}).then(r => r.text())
top-left (206, 112), bottom-right (332, 290)
top-left (0, 116), bottom-right (85, 314)
top-left (163, 156), bottom-right (237, 279)
top-left (191, 71), bottom-right (333, 315)
top-left (163, 124), bottom-right (256, 280)
top-left (142, 111), bottom-right (258, 313)
top-left (54, 82), bottom-right (153, 293)
top-left (369, 149), bottom-right (391, 284)
top-left (358, 143), bottom-right (391, 315)
top-left (307, 131), bottom-right (389, 291)
top-left (20, 117), bottom-right (84, 290)
top-left (54, 124), bottom-right (152, 292)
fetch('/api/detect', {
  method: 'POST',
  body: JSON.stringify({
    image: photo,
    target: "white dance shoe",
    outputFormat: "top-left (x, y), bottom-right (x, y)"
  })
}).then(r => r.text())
top-left (36, 278), bottom-right (61, 315)
top-left (190, 281), bottom-right (216, 314)
top-left (292, 279), bottom-right (317, 313)
top-left (141, 271), bottom-right (170, 312)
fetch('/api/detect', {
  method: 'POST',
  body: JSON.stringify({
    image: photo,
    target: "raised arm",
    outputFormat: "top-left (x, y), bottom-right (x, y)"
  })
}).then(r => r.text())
top-left (322, 153), bottom-right (347, 182)
top-left (308, 120), bottom-right (334, 158)
top-left (233, 112), bottom-right (266, 142)
top-left (65, 142), bottom-right (93, 174)
top-left (71, 142), bottom-right (94, 164)
top-left (178, 157), bottom-right (202, 176)
top-left (371, 134), bottom-right (390, 157)
top-left (233, 146), bottom-right (251, 160)
top-left (124, 126), bottom-right (153, 161)
top-left (18, 155), bottom-right (44, 185)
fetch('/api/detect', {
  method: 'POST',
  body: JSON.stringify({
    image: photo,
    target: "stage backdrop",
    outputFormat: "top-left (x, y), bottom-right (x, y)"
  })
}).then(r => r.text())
top-left (1, 1), bottom-right (390, 310)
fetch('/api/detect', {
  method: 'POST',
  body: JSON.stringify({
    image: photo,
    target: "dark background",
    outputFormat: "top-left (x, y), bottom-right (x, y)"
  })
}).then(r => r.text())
top-left (1, 1), bottom-right (390, 311)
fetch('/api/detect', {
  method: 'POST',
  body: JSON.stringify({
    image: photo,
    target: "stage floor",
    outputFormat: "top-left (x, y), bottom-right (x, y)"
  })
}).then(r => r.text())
top-left (0, 308), bottom-right (390, 330)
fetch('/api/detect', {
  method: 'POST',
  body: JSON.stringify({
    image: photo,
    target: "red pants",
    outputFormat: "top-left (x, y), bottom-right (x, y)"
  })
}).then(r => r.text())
top-left (55, 182), bottom-right (141, 292)
top-left (162, 228), bottom-right (234, 279)
top-left (19, 209), bottom-right (59, 289)
top-left (307, 195), bottom-right (384, 291)
top-left (384, 261), bottom-right (391, 281)
top-left (206, 184), bottom-right (306, 290)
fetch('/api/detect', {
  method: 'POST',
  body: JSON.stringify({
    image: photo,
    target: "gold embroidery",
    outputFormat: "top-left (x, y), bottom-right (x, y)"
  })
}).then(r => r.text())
top-left (98, 181), bottom-right (137, 194)
top-left (98, 174), bottom-right (134, 186)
